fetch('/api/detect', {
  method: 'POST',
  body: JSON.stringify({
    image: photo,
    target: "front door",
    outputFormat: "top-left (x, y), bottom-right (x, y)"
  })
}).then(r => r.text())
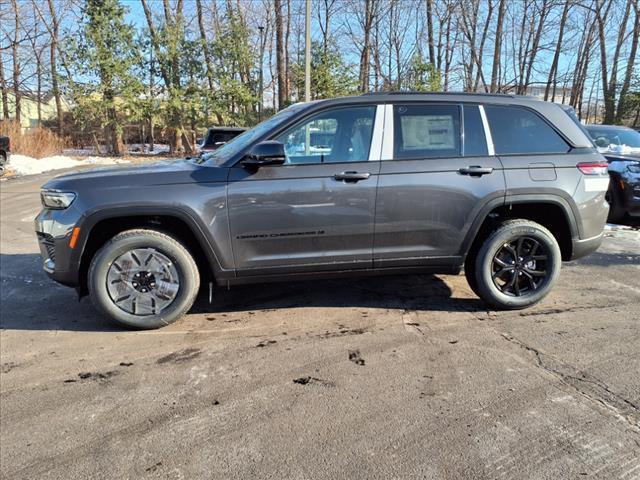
top-left (374, 103), bottom-right (506, 267)
top-left (228, 104), bottom-right (383, 276)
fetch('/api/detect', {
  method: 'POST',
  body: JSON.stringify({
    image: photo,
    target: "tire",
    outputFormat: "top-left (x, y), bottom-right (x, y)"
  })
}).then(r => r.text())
top-left (0, 152), bottom-right (6, 177)
top-left (464, 252), bottom-right (481, 298)
top-left (474, 220), bottom-right (561, 310)
top-left (88, 229), bottom-right (200, 329)
top-left (605, 184), bottom-right (626, 224)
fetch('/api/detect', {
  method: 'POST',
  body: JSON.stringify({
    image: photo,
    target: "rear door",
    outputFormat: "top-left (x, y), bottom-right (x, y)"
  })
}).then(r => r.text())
top-left (373, 102), bottom-right (506, 267)
top-left (227, 104), bottom-right (383, 276)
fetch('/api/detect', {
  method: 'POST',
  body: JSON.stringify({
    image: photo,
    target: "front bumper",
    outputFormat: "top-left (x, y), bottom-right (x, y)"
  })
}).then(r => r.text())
top-left (623, 179), bottom-right (640, 217)
top-left (34, 207), bottom-right (83, 287)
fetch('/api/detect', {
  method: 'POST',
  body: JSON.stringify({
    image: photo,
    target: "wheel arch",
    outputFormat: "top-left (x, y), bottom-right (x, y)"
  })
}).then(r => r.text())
top-left (76, 207), bottom-right (224, 295)
top-left (462, 195), bottom-right (578, 263)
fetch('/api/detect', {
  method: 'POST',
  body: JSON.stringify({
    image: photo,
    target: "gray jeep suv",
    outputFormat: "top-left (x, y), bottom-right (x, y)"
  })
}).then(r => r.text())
top-left (35, 93), bottom-right (609, 329)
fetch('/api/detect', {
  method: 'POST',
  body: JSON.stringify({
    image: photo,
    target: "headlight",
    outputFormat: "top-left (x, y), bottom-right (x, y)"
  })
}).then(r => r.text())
top-left (41, 190), bottom-right (76, 209)
top-left (627, 163), bottom-right (640, 174)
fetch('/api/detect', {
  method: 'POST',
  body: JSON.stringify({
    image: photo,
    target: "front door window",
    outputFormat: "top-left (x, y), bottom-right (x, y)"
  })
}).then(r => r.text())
top-left (275, 106), bottom-right (376, 164)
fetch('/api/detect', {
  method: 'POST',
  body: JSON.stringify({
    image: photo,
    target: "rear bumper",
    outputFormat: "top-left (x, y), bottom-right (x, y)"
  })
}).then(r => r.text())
top-left (570, 232), bottom-right (604, 260)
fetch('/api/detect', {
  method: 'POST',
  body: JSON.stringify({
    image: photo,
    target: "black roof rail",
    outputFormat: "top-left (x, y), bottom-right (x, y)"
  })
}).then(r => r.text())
top-left (360, 91), bottom-right (517, 98)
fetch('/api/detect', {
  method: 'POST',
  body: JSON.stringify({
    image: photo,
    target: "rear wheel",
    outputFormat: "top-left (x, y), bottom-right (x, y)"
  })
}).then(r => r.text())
top-left (88, 229), bottom-right (200, 329)
top-left (0, 152), bottom-right (6, 177)
top-left (474, 220), bottom-right (561, 310)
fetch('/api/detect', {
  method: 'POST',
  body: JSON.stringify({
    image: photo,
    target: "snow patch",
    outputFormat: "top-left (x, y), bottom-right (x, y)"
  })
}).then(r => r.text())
top-left (7, 154), bottom-right (129, 176)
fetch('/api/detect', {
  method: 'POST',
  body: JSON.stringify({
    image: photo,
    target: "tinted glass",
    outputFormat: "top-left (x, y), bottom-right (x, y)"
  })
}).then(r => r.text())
top-left (275, 106), bottom-right (375, 164)
top-left (393, 104), bottom-right (460, 159)
top-left (585, 126), bottom-right (640, 148)
top-left (199, 104), bottom-right (305, 165)
top-left (463, 105), bottom-right (488, 156)
top-left (485, 105), bottom-right (569, 155)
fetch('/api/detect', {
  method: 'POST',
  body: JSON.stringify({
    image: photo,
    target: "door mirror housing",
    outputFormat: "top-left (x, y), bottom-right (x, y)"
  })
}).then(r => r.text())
top-left (241, 141), bottom-right (286, 168)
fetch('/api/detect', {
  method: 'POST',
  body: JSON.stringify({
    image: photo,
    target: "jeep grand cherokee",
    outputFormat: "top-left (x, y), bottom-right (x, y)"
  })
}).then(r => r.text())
top-left (35, 93), bottom-right (609, 329)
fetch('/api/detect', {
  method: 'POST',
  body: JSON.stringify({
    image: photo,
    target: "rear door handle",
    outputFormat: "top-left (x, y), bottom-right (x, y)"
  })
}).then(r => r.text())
top-left (333, 171), bottom-right (371, 182)
top-left (459, 166), bottom-right (494, 176)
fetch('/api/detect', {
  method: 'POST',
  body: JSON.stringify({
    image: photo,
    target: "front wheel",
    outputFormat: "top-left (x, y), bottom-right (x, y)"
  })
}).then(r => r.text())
top-left (474, 220), bottom-right (562, 310)
top-left (88, 229), bottom-right (200, 329)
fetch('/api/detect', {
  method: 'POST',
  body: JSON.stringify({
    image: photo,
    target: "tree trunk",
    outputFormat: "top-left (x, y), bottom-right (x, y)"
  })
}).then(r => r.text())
top-left (523, 0), bottom-right (549, 93)
top-left (426, 0), bottom-right (435, 66)
top-left (196, 0), bottom-right (215, 95)
top-left (11, 0), bottom-right (21, 124)
top-left (47, 0), bottom-right (63, 135)
top-left (490, 0), bottom-right (506, 93)
top-left (615, 1), bottom-right (639, 122)
top-left (359, 0), bottom-right (375, 93)
top-left (0, 44), bottom-right (9, 119)
top-left (275, 0), bottom-right (287, 109)
top-left (544, 0), bottom-right (570, 101)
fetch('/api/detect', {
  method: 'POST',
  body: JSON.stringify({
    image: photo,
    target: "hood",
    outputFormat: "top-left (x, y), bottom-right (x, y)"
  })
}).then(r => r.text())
top-left (603, 153), bottom-right (640, 163)
top-left (43, 159), bottom-right (228, 191)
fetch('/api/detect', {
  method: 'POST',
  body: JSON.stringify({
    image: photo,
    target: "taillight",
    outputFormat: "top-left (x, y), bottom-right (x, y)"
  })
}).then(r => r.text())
top-left (577, 162), bottom-right (609, 175)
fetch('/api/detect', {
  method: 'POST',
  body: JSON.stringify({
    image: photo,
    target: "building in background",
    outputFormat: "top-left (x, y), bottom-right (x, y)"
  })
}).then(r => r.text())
top-left (0, 91), bottom-right (69, 131)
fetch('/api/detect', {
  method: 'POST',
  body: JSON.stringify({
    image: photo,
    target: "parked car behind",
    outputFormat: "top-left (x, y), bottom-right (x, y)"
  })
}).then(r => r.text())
top-left (199, 127), bottom-right (246, 153)
top-left (35, 93), bottom-right (609, 329)
top-left (585, 124), bottom-right (640, 223)
top-left (0, 136), bottom-right (10, 176)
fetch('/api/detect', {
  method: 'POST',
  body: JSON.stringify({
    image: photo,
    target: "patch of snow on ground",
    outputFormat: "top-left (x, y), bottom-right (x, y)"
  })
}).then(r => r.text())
top-left (7, 154), bottom-right (130, 176)
top-left (62, 144), bottom-right (171, 156)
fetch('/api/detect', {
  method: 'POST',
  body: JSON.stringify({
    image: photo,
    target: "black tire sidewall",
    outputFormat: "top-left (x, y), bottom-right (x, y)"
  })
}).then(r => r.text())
top-left (89, 231), bottom-right (199, 329)
top-left (606, 185), bottom-right (625, 224)
top-left (475, 223), bottom-right (561, 309)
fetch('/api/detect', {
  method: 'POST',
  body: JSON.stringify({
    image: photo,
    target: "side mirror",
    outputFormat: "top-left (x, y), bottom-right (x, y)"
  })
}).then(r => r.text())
top-left (242, 141), bottom-right (286, 169)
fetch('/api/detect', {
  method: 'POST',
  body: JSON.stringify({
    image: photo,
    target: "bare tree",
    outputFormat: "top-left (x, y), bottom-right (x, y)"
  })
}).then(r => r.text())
top-left (274, 0), bottom-right (287, 108)
top-left (545, 0), bottom-right (571, 101)
top-left (358, 0), bottom-right (379, 92)
top-left (595, 0), bottom-right (630, 123)
top-left (616, 0), bottom-right (639, 122)
top-left (10, 0), bottom-right (21, 123)
top-left (490, 0), bottom-right (506, 92)
top-left (0, 48), bottom-right (9, 119)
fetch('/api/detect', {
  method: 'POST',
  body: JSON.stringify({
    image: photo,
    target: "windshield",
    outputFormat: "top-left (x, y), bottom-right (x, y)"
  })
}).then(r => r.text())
top-left (585, 126), bottom-right (640, 150)
top-left (197, 104), bottom-right (308, 165)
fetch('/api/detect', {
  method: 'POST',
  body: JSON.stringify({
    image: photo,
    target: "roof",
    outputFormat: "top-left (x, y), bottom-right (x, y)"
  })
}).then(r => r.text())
top-left (206, 126), bottom-right (246, 132)
top-left (295, 92), bottom-right (593, 149)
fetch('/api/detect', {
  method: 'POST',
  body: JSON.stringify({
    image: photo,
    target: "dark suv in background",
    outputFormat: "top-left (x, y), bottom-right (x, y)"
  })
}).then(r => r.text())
top-left (35, 93), bottom-right (609, 329)
top-left (584, 124), bottom-right (640, 222)
top-left (0, 136), bottom-right (10, 176)
top-left (199, 126), bottom-right (246, 153)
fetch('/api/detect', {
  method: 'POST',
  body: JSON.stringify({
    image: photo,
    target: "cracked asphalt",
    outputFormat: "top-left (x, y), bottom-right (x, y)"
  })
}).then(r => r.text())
top-left (1, 171), bottom-right (639, 479)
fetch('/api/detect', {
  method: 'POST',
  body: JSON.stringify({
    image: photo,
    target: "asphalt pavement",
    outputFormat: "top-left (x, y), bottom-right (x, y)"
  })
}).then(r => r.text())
top-left (1, 170), bottom-right (639, 479)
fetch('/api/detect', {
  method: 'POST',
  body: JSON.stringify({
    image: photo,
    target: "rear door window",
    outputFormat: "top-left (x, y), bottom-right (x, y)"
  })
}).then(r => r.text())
top-left (393, 104), bottom-right (461, 159)
top-left (463, 105), bottom-right (488, 156)
top-left (484, 105), bottom-right (569, 155)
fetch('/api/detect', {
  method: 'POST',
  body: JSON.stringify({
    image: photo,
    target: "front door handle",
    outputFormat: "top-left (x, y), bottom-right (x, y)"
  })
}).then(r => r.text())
top-left (459, 166), bottom-right (494, 177)
top-left (333, 171), bottom-right (371, 182)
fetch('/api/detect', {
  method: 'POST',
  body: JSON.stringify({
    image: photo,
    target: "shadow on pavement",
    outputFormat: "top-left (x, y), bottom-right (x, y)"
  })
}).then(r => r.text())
top-left (193, 273), bottom-right (485, 315)
top-left (1, 253), bottom-right (487, 332)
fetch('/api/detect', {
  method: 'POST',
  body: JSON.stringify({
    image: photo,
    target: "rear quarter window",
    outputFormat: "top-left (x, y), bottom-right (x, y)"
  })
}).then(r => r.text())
top-left (485, 105), bottom-right (569, 155)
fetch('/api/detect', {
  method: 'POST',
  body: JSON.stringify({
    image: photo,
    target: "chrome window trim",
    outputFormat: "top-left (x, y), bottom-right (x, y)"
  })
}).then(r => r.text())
top-left (478, 105), bottom-right (495, 156)
top-left (369, 104), bottom-right (386, 161)
top-left (380, 104), bottom-right (395, 160)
